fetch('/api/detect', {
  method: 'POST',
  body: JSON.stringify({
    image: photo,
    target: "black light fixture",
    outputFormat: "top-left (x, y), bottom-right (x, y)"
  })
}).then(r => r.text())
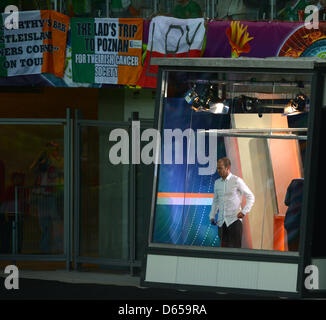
top-left (184, 83), bottom-right (229, 114)
top-left (234, 95), bottom-right (263, 117)
top-left (184, 84), bottom-right (209, 112)
top-left (184, 84), bottom-right (199, 104)
top-left (238, 95), bottom-right (259, 112)
top-left (283, 93), bottom-right (308, 116)
top-left (283, 80), bottom-right (309, 116)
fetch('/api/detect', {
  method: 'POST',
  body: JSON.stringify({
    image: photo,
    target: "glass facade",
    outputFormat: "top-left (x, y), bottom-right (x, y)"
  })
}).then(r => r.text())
top-left (79, 125), bottom-right (129, 260)
top-left (158, 0), bottom-right (205, 18)
top-left (149, 69), bottom-right (310, 253)
top-left (0, 124), bottom-right (64, 255)
top-left (59, 0), bottom-right (155, 18)
top-left (0, 85), bottom-right (156, 270)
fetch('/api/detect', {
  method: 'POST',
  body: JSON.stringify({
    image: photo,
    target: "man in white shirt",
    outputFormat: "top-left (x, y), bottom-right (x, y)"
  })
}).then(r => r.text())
top-left (209, 157), bottom-right (255, 248)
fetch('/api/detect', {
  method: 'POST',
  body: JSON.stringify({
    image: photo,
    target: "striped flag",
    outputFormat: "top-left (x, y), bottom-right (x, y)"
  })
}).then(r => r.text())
top-left (0, 10), bottom-right (69, 78)
top-left (137, 16), bottom-right (206, 88)
top-left (71, 18), bottom-right (143, 85)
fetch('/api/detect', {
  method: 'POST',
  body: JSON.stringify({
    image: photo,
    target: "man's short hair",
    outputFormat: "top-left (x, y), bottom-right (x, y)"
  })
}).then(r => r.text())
top-left (218, 157), bottom-right (231, 168)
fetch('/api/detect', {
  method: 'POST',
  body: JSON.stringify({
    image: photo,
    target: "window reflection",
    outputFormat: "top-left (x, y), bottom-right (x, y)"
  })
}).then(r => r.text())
top-left (64, 0), bottom-right (154, 18)
top-left (212, 0), bottom-right (326, 22)
top-left (158, 0), bottom-right (205, 18)
top-left (3, 0), bottom-right (325, 21)
top-left (215, 0), bottom-right (261, 20)
top-left (172, 0), bottom-right (203, 19)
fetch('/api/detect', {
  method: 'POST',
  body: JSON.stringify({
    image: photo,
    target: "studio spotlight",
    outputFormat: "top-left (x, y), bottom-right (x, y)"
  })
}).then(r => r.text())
top-left (240, 95), bottom-right (259, 113)
top-left (208, 101), bottom-right (230, 114)
top-left (233, 95), bottom-right (264, 116)
top-left (294, 94), bottom-right (307, 112)
top-left (283, 93), bottom-right (308, 116)
top-left (184, 84), bottom-right (229, 114)
top-left (184, 84), bottom-right (209, 112)
top-left (184, 85), bottom-right (199, 105)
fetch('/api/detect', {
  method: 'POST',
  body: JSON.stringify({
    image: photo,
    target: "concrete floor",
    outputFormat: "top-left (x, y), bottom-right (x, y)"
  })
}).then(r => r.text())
top-left (0, 269), bottom-right (141, 287)
top-left (0, 269), bottom-right (252, 300)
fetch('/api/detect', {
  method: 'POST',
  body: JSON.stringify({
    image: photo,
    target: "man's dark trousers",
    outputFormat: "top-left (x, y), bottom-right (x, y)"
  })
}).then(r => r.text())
top-left (218, 220), bottom-right (242, 248)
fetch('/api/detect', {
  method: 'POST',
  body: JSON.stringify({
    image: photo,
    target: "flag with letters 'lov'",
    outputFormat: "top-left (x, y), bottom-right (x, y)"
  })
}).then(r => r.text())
top-left (137, 16), bottom-right (206, 88)
top-left (71, 18), bottom-right (143, 85)
top-left (0, 10), bottom-right (70, 78)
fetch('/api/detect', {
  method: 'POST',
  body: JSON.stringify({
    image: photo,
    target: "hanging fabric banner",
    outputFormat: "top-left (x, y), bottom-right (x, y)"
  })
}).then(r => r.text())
top-left (2, 19), bottom-right (326, 87)
top-left (203, 20), bottom-right (305, 58)
top-left (136, 16), bottom-right (206, 88)
top-left (0, 10), bottom-right (69, 78)
top-left (71, 18), bottom-right (143, 85)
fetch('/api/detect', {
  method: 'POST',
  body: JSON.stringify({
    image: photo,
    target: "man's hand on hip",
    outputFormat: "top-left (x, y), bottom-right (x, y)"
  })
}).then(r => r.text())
top-left (237, 212), bottom-right (245, 219)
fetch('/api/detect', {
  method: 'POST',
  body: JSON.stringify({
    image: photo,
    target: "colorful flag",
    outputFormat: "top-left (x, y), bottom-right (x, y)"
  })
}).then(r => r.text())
top-left (0, 10), bottom-right (69, 77)
top-left (71, 18), bottom-right (143, 85)
top-left (137, 16), bottom-right (206, 88)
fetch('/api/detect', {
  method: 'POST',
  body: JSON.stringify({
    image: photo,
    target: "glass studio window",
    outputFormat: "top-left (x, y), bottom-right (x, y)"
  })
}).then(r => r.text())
top-left (150, 69), bottom-right (310, 253)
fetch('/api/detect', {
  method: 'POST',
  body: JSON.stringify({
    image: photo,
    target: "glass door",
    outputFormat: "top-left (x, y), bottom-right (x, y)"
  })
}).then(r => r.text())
top-left (74, 112), bottom-right (154, 272)
top-left (0, 111), bottom-right (72, 269)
